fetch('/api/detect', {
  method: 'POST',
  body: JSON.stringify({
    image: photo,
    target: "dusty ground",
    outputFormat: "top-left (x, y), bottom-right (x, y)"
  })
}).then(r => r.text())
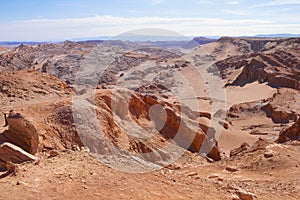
top-left (1, 141), bottom-right (300, 200)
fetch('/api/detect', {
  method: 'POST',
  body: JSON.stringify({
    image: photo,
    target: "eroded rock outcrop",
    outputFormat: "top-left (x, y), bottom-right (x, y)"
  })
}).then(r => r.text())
top-left (214, 38), bottom-right (300, 90)
top-left (277, 118), bottom-right (300, 143)
top-left (261, 103), bottom-right (296, 124)
top-left (229, 54), bottom-right (300, 89)
top-left (260, 89), bottom-right (299, 124)
top-left (74, 89), bottom-right (221, 161)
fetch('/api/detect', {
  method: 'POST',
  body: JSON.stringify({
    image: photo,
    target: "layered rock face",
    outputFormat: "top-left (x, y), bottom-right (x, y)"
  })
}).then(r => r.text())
top-left (214, 38), bottom-right (300, 90)
top-left (75, 89), bottom-right (221, 162)
top-left (230, 52), bottom-right (300, 89)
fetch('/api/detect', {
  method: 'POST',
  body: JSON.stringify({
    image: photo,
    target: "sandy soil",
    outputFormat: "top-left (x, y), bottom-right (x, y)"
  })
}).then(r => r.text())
top-left (226, 82), bottom-right (277, 108)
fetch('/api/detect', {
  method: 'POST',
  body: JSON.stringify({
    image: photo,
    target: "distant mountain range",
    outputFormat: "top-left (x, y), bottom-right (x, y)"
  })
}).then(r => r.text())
top-left (0, 33), bottom-right (299, 47)
top-left (0, 41), bottom-right (61, 46)
top-left (253, 33), bottom-right (300, 38)
top-left (0, 37), bottom-right (216, 49)
top-left (70, 33), bottom-right (300, 41)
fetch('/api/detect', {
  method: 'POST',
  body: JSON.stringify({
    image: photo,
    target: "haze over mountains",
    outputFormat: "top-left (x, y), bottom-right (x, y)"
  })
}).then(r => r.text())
top-left (1, 33), bottom-right (300, 46)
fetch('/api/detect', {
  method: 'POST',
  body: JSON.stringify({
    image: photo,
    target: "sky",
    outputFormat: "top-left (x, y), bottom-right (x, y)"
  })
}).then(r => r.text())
top-left (0, 0), bottom-right (299, 41)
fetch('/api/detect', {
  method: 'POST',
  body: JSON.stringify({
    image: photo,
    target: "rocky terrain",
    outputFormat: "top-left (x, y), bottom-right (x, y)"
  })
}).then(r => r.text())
top-left (214, 37), bottom-right (300, 89)
top-left (0, 37), bottom-right (299, 199)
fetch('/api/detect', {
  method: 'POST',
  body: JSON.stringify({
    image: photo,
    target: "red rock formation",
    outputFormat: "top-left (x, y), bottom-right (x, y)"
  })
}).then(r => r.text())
top-left (261, 104), bottom-right (292, 124)
top-left (277, 118), bottom-right (300, 143)
top-left (0, 112), bottom-right (39, 154)
top-left (95, 90), bottom-right (220, 160)
top-left (214, 38), bottom-right (300, 90)
top-left (261, 89), bottom-right (299, 124)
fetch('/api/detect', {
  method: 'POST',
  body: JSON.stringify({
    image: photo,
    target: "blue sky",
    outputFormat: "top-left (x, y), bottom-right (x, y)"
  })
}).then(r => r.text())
top-left (0, 0), bottom-right (299, 41)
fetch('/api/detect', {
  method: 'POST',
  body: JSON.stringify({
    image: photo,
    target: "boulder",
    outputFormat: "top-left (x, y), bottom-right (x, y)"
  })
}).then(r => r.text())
top-left (0, 112), bottom-right (39, 154)
top-left (207, 146), bottom-right (221, 161)
top-left (261, 103), bottom-right (295, 124)
top-left (0, 142), bottom-right (37, 164)
top-left (269, 110), bottom-right (290, 124)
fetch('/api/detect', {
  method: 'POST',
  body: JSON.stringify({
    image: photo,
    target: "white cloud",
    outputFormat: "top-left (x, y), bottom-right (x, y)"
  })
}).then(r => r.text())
top-left (150, 0), bottom-right (166, 6)
top-left (227, 1), bottom-right (240, 5)
top-left (196, 0), bottom-right (217, 5)
top-left (253, 0), bottom-right (300, 7)
top-left (196, 0), bottom-right (239, 5)
top-left (223, 9), bottom-right (248, 15)
top-left (0, 15), bottom-right (299, 41)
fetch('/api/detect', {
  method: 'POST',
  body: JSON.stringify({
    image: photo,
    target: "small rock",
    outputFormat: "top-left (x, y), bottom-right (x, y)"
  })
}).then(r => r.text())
top-left (264, 151), bottom-right (274, 158)
top-left (219, 121), bottom-right (229, 129)
top-left (204, 156), bottom-right (214, 163)
top-left (16, 181), bottom-right (28, 186)
top-left (83, 185), bottom-right (88, 189)
top-left (81, 147), bottom-right (90, 153)
top-left (226, 166), bottom-right (239, 172)
top-left (49, 150), bottom-right (59, 158)
top-left (208, 174), bottom-right (219, 179)
top-left (72, 145), bottom-right (81, 151)
top-left (236, 189), bottom-right (256, 200)
top-left (217, 177), bottom-right (224, 181)
top-left (187, 172), bottom-right (198, 177)
top-left (6, 161), bottom-right (18, 175)
top-left (166, 163), bottom-right (181, 170)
